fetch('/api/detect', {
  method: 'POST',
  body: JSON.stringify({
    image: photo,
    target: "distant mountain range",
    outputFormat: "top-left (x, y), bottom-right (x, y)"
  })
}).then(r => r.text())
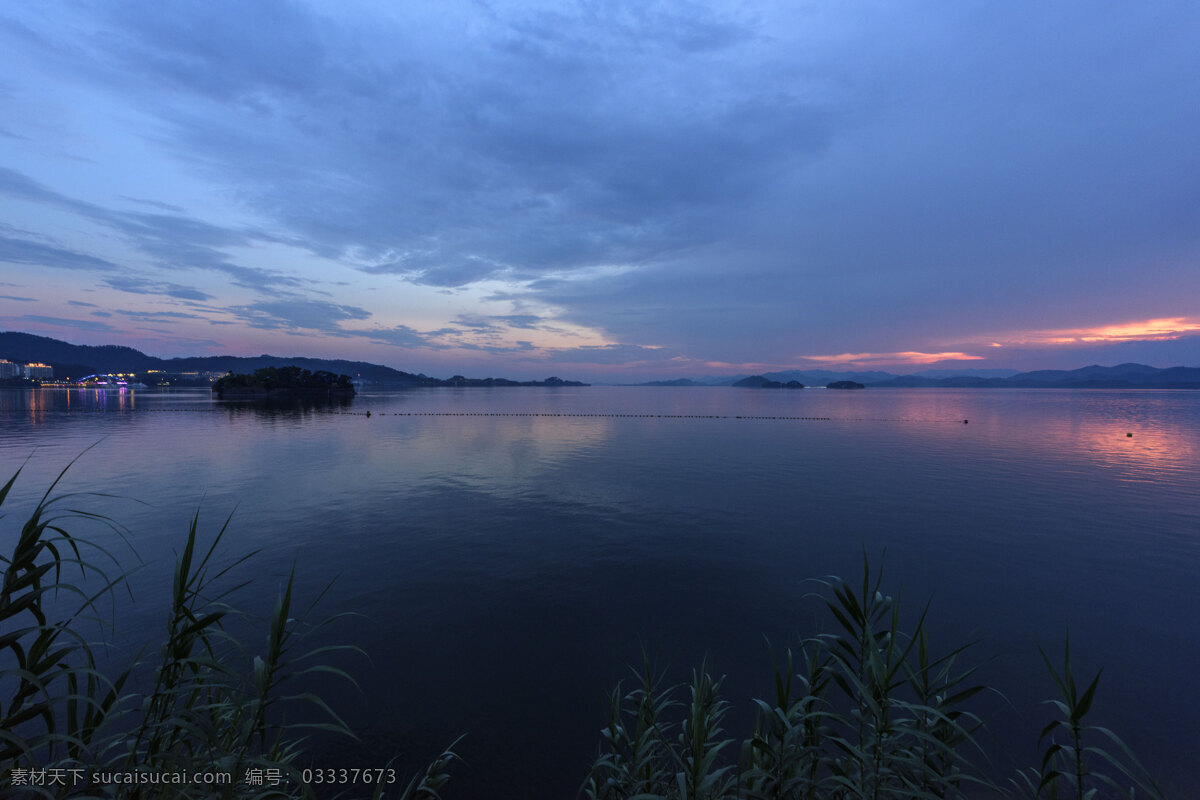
top-left (636, 363), bottom-right (1200, 389)
top-left (0, 332), bottom-right (587, 387)
top-left (5, 331), bottom-right (1198, 389)
top-left (635, 368), bottom-right (1020, 386)
top-left (865, 362), bottom-right (1200, 389)
top-left (702, 368), bottom-right (1023, 385)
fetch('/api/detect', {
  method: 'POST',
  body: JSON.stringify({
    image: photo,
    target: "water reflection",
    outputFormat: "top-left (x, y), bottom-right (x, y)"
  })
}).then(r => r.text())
top-left (918, 390), bottom-right (1200, 483)
top-left (0, 387), bottom-right (45, 419)
top-left (216, 394), bottom-right (355, 420)
top-left (78, 387), bottom-right (135, 412)
top-left (4, 387), bottom-right (1198, 485)
top-left (0, 386), bottom-right (139, 417)
top-left (368, 413), bottom-right (615, 491)
top-left (2, 386), bottom-right (1198, 798)
top-left (1058, 420), bottom-right (1194, 479)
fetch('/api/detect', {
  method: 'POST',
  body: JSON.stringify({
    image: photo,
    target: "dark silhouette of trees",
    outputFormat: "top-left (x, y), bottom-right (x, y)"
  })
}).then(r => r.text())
top-left (212, 366), bottom-right (354, 394)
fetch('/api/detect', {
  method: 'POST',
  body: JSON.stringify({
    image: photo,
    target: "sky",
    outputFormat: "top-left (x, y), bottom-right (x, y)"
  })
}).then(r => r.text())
top-left (1, 0), bottom-right (1198, 381)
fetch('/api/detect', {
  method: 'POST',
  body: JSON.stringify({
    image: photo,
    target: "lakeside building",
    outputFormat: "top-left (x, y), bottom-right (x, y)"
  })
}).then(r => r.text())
top-left (23, 362), bottom-right (54, 379)
top-left (0, 360), bottom-right (53, 379)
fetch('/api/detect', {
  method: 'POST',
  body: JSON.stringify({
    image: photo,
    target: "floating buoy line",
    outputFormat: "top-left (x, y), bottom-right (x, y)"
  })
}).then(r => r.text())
top-left (357, 412), bottom-right (835, 420)
top-left (34, 408), bottom-right (986, 423)
top-left (15, 407), bottom-right (1147, 435)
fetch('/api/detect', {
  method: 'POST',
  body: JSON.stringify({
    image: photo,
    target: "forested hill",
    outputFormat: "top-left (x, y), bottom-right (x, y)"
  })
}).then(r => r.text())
top-left (868, 363), bottom-right (1200, 389)
top-left (0, 331), bottom-right (435, 384)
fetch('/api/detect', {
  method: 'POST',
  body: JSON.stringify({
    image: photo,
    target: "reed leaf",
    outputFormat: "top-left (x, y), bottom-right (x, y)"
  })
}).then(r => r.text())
top-left (3, 456), bottom-right (457, 799)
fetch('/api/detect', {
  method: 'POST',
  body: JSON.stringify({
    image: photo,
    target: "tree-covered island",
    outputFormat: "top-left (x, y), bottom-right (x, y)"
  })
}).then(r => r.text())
top-left (212, 365), bottom-right (356, 397)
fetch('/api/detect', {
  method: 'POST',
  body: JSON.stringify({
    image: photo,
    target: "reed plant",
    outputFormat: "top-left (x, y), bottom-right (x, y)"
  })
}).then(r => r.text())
top-left (1, 458), bottom-right (457, 799)
top-left (0, 458), bottom-right (131, 775)
top-left (582, 555), bottom-right (1166, 800)
top-left (1009, 633), bottom-right (1165, 800)
top-left (582, 657), bottom-right (677, 798)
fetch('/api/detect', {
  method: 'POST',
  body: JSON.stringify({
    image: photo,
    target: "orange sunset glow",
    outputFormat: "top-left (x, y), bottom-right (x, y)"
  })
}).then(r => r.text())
top-left (993, 317), bottom-right (1200, 347)
top-left (801, 351), bottom-right (985, 367)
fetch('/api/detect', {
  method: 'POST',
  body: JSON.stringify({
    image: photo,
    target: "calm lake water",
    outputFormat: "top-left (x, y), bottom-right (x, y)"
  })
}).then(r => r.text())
top-left (2, 385), bottom-right (1198, 796)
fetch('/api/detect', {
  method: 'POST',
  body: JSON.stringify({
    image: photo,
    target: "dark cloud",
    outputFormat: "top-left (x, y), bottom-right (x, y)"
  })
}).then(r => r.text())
top-left (451, 314), bottom-right (503, 332)
top-left (68, 300), bottom-right (98, 307)
top-left (2, 2), bottom-right (1199, 371)
top-left (38, 1), bottom-right (833, 289)
top-left (118, 195), bottom-right (186, 213)
top-left (500, 3), bottom-right (754, 58)
top-left (19, 314), bottom-right (117, 332)
top-left (114, 308), bottom-right (205, 322)
top-left (103, 276), bottom-right (213, 301)
top-left (0, 168), bottom-right (302, 292)
top-left (449, 313), bottom-right (545, 332)
top-left (98, 0), bottom-right (329, 103)
top-left (97, 211), bottom-right (303, 291)
top-left (0, 235), bottom-right (122, 272)
top-left (490, 314), bottom-right (543, 330)
top-left (231, 299), bottom-right (371, 333)
top-left (0, 294), bottom-right (36, 302)
top-left (356, 325), bottom-right (447, 349)
top-left (362, 253), bottom-right (509, 288)
top-left (0, 167), bottom-right (72, 207)
top-left (547, 343), bottom-right (680, 365)
top-left (454, 339), bottom-right (538, 355)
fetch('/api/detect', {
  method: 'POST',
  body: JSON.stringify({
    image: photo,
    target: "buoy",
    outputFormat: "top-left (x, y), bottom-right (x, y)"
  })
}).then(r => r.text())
top-left (963, 419), bottom-right (968, 424)
top-left (366, 410), bottom-right (371, 418)
top-left (1126, 432), bottom-right (1132, 437)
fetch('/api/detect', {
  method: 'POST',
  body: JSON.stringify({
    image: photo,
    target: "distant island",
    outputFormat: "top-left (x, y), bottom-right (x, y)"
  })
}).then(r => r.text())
top-left (634, 378), bottom-right (703, 387)
top-left (439, 375), bottom-right (587, 388)
top-left (733, 376), bottom-right (804, 389)
top-left (731, 376), bottom-right (865, 389)
top-left (213, 366), bottom-right (355, 398)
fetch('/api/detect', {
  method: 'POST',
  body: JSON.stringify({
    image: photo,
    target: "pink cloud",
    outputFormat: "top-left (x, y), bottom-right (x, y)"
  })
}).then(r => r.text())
top-left (799, 351), bottom-right (985, 368)
top-left (990, 316), bottom-right (1200, 346)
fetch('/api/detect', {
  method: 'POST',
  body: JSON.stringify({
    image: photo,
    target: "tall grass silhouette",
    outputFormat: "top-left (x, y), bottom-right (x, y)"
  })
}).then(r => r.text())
top-left (1, 455), bottom-right (456, 799)
top-left (582, 555), bottom-right (1166, 800)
